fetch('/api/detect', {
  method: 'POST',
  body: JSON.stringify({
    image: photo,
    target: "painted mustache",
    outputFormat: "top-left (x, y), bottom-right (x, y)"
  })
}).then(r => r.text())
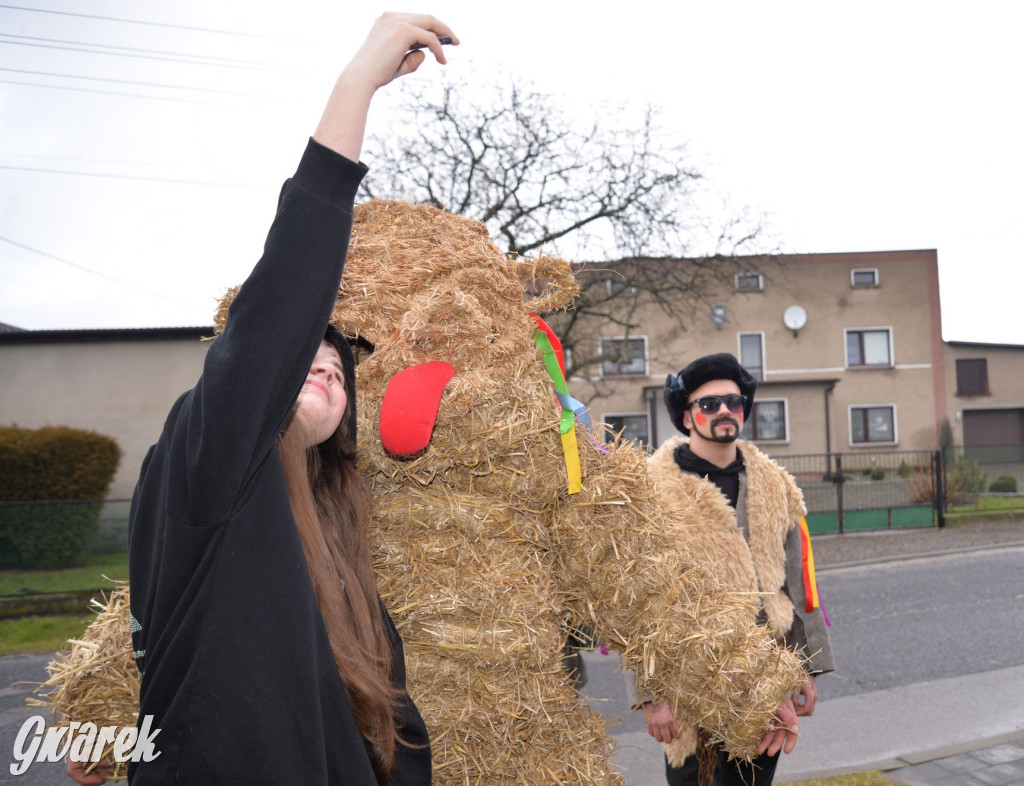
top-left (711, 416), bottom-right (740, 431)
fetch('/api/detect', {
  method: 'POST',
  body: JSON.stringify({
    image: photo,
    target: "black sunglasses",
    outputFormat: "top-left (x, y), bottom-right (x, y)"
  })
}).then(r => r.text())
top-left (688, 394), bottom-right (747, 415)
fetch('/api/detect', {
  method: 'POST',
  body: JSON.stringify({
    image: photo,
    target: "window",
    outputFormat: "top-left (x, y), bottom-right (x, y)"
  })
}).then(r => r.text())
top-left (600, 336), bottom-right (647, 376)
top-left (735, 273), bottom-right (763, 292)
top-left (738, 332), bottom-right (765, 381)
top-left (851, 268), bottom-right (880, 288)
top-left (604, 413), bottom-right (649, 448)
top-left (606, 279), bottom-right (637, 296)
top-left (562, 347), bottom-right (575, 378)
top-left (743, 399), bottom-right (788, 442)
top-left (956, 358), bottom-right (990, 396)
top-left (851, 405), bottom-right (896, 444)
top-left (846, 328), bottom-right (892, 367)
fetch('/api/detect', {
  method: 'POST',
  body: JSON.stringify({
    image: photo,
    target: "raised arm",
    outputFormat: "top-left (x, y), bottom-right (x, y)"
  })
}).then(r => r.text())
top-left (315, 12), bottom-right (457, 160)
top-left (182, 14), bottom-right (458, 524)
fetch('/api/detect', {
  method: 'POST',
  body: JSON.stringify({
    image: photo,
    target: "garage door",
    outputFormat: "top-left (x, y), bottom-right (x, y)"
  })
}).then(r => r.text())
top-left (962, 408), bottom-right (1024, 461)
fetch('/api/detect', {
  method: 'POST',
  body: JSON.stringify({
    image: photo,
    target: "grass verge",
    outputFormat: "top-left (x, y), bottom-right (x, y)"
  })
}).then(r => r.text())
top-left (0, 614), bottom-right (93, 657)
top-left (788, 774), bottom-right (893, 785)
top-left (0, 551), bottom-right (128, 596)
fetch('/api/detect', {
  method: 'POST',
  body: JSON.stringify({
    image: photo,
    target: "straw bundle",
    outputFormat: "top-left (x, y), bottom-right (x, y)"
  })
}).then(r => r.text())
top-left (29, 586), bottom-right (137, 782)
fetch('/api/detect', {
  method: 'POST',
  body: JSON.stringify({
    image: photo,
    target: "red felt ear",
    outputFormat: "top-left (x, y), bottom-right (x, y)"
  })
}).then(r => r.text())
top-left (379, 361), bottom-right (457, 455)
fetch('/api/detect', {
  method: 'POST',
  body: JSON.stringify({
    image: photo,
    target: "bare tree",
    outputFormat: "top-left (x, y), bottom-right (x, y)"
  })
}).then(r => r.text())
top-left (362, 72), bottom-right (771, 383)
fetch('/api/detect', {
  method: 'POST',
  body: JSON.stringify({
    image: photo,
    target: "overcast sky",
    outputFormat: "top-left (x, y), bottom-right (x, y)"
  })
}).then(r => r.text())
top-left (1, 1), bottom-right (1022, 346)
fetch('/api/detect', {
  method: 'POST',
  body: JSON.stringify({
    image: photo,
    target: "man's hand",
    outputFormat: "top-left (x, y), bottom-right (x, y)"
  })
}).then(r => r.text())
top-left (66, 754), bottom-right (114, 785)
top-left (755, 697), bottom-right (799, 756)
top-left (792, 674), bottom-right (818, 717)
top-left (641, 699), bottom-right (681, 743)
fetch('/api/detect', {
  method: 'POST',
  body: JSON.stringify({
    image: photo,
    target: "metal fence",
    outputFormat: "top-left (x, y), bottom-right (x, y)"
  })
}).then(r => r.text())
top-left (937, 445), bottom-right (1024, 519)
top-left (772, 449), bottom-right (941, 535)
top-left (772, 445), bottom-right (1024, 534)
top-left (2, 442), bottom-right (1022, 579)
top-left (0, 499), bottom-right (130, 570)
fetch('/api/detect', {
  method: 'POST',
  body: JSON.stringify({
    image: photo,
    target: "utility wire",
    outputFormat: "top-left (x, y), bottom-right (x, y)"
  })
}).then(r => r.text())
top-left (0, 3), bottom-right (293, 41)
top-left (0, 76), bottom-right (246, 104)
top-left (0, 65), bottom-right (256, 96)
top-left (0, 234), bottom-right (196, 306)
top-left (0, 163), bottom-right (258, 189)
top-left (0, 33), bottom-right (289, 71)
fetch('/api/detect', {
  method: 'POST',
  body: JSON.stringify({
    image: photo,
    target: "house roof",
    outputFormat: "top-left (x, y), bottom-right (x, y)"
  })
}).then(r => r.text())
top-left (0, 325), bottom-right (214, 344)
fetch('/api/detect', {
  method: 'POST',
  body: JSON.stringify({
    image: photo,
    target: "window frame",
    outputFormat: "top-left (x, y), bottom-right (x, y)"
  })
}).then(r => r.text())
top-left (602, 412), bottom-right (650, 448)
top-left (737, 331), bottom-right (766, 382)
top-left (955, 358), bottom-right (990, 396)
top-left (851, 268), bottom-right (880, 288)
top-left (743, 398), bottom-right (789, 443)
top-left (849, 404), bottom-right (898, 446)
top-left (734, 272), bottom-right (764, 293)
top-left (844, 327), bottom-right (894, 368)
top-left (599, 335), bottom-right (649, 377)
top-left (606, 279), bottom-right (638, 297)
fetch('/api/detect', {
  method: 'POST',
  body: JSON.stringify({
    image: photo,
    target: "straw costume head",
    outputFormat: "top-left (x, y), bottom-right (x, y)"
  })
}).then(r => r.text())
top-left (39, 201), bottom-right (805, 785)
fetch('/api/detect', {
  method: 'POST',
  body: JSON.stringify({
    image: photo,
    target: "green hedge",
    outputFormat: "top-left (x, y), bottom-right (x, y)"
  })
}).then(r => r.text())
top-left (0, 426), bottom-right (121, 569)
top-left (989, 475), bottom-right (1018, 493)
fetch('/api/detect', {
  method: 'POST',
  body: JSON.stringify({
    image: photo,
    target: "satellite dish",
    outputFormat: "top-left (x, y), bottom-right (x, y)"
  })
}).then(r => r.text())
top-left (783, 305), bottom-right (807, 335)
top-left (709, 305), bottom-right (728, 328)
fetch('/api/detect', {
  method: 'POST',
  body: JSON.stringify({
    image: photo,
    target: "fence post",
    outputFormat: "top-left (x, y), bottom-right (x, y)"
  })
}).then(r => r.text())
top-left (934, 449), bottom-right (945, 529)
top-left (834, 453), bottom-right (845, 534)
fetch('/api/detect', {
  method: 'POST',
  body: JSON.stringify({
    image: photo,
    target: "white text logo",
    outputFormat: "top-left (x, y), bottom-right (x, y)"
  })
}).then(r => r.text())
top-left (10, 715), bottom-right (161, 776)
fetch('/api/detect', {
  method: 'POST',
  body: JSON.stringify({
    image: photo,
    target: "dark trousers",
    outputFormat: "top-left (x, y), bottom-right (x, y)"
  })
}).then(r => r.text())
top-left (665, 748), bottom-right (780, 786)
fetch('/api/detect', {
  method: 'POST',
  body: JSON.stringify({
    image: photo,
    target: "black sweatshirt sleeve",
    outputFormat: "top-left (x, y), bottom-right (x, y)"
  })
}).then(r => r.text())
top-left (181, 139), bottom-right (367, 525)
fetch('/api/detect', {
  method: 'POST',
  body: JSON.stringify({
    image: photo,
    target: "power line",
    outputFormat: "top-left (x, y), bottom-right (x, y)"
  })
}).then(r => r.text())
top-left (0, 3), bottom-right (293, 41)
top-left (0, 163), bottom-right (258, 189)
top-left (0, 33), bottom-right (289, 72)
top-left (0, 76), bottom-right (243, 105)
top-left (0, 65), bottom-right (257, 97)
top-left (0, 234), bottom-right (196, 306)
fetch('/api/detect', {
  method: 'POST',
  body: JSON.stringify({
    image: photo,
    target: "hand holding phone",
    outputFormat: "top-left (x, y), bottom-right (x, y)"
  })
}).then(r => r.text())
top-left (408, 35), bottom-right (453, 52)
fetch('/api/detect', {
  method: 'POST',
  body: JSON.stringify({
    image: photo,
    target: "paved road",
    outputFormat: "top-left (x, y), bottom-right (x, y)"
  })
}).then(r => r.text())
top-left (1, 653), bottom-right (66, 785)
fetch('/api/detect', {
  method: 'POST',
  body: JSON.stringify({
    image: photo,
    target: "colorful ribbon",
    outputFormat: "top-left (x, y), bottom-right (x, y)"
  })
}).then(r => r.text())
top-left (799, 516), bottom-right (830, 625)
top-left (531, 314), bottom-right (586, 494)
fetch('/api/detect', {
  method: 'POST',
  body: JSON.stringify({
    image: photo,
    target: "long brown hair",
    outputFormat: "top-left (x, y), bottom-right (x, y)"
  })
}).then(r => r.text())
top-left (278, 400), bottom-right (401, 783)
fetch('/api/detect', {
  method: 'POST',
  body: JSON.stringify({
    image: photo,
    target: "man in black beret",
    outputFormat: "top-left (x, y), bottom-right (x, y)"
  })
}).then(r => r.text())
top-left (641, 352), bottom-right (834, 786)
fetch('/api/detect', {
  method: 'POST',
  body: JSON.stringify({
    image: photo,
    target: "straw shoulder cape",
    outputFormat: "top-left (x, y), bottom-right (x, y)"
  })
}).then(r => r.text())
top-left (646, 436), bottom-right (818, 765)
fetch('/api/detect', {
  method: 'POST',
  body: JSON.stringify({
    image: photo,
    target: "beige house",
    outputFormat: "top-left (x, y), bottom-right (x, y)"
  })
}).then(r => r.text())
top-left (0, 326), bottom-right (211, 499)
top-left (564, 249), bottom-right (959, 457)
top-left (943, 341), bottom-right (1024, 461)
top-left (3, 250), bottom-right (1022, 502)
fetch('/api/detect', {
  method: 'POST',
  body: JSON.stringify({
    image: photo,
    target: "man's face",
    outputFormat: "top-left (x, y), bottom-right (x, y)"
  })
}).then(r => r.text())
top-left (682, 379), bottom-right (744, 445)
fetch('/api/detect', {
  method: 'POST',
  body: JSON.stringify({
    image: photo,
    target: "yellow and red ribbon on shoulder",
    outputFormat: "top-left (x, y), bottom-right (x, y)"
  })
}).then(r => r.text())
top-left (799, 516), bottom-right (820, 612)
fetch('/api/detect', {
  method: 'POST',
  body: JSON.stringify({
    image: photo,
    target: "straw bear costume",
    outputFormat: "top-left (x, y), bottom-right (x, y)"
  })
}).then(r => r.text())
top-left (310, 200), bottom-right (807, 784)
top-left (45, 198), bottom-right (808, 786)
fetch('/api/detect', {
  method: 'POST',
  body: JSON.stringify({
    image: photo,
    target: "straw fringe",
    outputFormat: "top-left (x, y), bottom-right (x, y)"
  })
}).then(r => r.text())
top-left (28, 586), bottom-right (137, 782)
